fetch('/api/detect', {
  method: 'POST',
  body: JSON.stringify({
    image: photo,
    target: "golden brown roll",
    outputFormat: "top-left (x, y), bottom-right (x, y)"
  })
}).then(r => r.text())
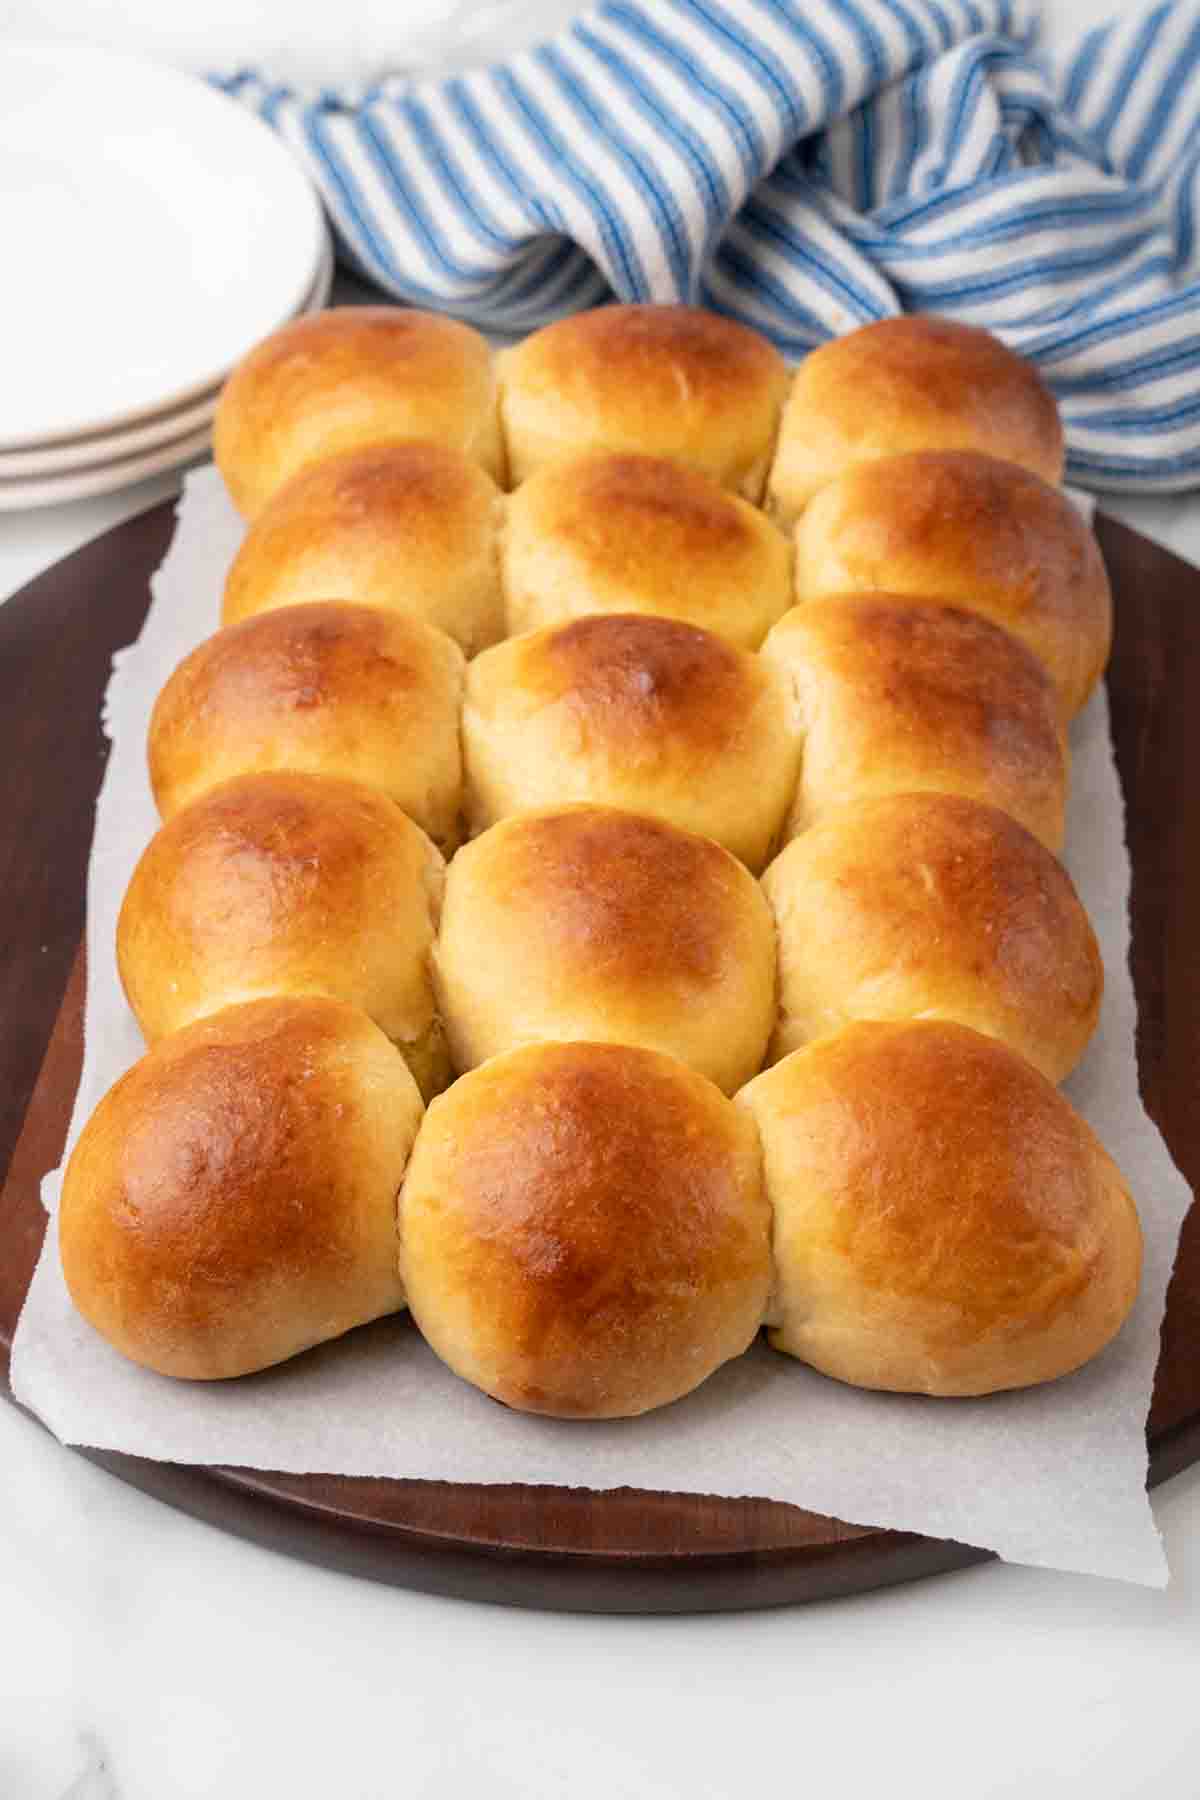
top-left (213, 306), bottom-right (504, 517)
top-left (432, 805), bottom-right (777, 1093)
top-left (794, 451), bottom-right (1110, 719)
top-left (767, 316), bottom-right (1064, 525)
top-left (762, 792), bottom-right (1102, 1082)
top-left (501, 451), bottom-right (792, 649)
top-left (221, 442), bottom-right (505, 655)
top-left (498, 303), bottom-right (789, 497)
top-left (59, 996), bottom-right (423, 1380)
top-left (463, 614), bottom-right (799, 869)
top-left (400, 1040), bottom-right (771, 1417)
top-left (117, 772), bottom-right (449, 1100)
top-left (738, 1021), bottom-right (1142, 1396)
top-left (148, 603), bottom-right (465, 852)
top-left (760, 597), bottom-right (1068, 850)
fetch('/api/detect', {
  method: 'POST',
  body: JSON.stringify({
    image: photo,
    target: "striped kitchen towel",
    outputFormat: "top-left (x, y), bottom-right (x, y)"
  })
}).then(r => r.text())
top-left (215, 0), bottom-right (1200, 491)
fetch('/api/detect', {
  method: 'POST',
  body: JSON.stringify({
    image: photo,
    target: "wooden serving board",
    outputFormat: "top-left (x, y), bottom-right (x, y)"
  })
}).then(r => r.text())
top-left (1, 503), bottom-right (1197, 1613)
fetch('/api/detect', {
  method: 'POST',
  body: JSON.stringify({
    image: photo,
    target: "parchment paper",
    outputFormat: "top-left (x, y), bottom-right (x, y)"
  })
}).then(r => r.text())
top-left (11, 466), bottom-right (1193, 1586)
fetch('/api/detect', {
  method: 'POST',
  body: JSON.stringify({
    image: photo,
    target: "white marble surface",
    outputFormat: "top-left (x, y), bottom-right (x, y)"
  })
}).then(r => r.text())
top-left (4, 2), bottom-right (1200, 1795)
top-left (0, 1396), bottom-right (1198, 1799)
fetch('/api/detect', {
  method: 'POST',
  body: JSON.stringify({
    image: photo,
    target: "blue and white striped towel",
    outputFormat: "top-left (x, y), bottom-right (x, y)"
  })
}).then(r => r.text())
top-left (216, 0), bottom-right (1200, 492)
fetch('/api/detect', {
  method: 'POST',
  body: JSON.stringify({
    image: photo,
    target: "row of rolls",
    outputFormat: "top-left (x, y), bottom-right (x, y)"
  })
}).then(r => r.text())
top-left (60, 302), bottom-right (1142, 1420)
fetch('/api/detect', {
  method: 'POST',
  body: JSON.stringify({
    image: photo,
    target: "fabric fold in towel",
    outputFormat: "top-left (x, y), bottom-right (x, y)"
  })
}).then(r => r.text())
top-left (214, 0), bottom-right (1200, 492)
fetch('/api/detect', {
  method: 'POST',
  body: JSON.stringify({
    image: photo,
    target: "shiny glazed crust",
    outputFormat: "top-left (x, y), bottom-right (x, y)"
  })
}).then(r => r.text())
top-left (68, 305), bottom-right (1142, 1412)
top-left (399, 1040), bottom-right (771, 1417)
top-left (432, 804), bottom-right (778, 1094)
top-left (117, 772), bottom-right (450, 1100)
top-left (463, 613), bottom-right (799, 869)
top-left (148, 602), bottom-right (466, 851)
top-left (212, 308), bottom-right (504, 517)
top-left (761, 792), bottom-right (1103, 1081)
top-left (221, 441), bottom-right (505, 655)
top-left (501, 450), bottom-right (793, 648)
top-left (793, 451), bottom-right (1111, 718)
top-left (767, 315), bottom-right (1065, 525)
top-left (761, 596), bottom-right (1068, 850)
top-left (59, 997), bottom-right (423, 1379)
top-left (738, 1021), bottom-right (1142, 1395)
top-left (498, 304), bottom-right (790, 497)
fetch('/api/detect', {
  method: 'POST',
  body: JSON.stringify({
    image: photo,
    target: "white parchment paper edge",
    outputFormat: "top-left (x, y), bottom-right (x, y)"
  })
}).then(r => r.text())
top-left (10, 468), bottom-right (1193, 1587)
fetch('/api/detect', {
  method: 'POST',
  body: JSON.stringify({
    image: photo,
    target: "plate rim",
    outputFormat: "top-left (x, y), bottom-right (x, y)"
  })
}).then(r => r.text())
top-left (0, 423), bottom-right (215, 512)
top-left (0, 390), bottom-right (221, 481)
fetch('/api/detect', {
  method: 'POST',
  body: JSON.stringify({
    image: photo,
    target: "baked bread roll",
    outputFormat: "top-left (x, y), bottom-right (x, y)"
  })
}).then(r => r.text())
top-left (501, 451), bottom-right (792, 648)
top-left (738, 1021), bottom-right (1142, 1395)
top-left (221, 442), bottom-right (505, 655)
top-left (762, 792), bottom-right (1102, 1082)
top-left (767, 315), bottom-right (1064, 525)
top-left (59, 996), bottom-right (422, 1379)
top-left (400, 1040), bottom-right (771, 1417)
top-left (213, 307), bottom-right (504, 517)
top-left (498, 303), bottom-right (789, 498)
top-left (117, 772), bottom-right (449, 1100)
top-left (433, 805), bottom-right (777, 1093)
top-left (794, 451), bottom-right (1110, 719)
top-left (463, 613), bottom-right (799, 869)
top-left (760, 597), bottom-right (1068, 850)
top-left (148, 603), bottom-right (465, 851)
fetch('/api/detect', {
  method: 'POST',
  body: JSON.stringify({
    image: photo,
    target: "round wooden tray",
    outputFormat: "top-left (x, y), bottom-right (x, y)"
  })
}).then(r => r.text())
top-left (1, 502), bottom-right (1197, 1613)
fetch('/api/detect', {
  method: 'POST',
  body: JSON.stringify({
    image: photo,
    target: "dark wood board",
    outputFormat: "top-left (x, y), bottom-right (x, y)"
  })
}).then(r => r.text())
top-left (1, 502), bottom-right (1197, 1613)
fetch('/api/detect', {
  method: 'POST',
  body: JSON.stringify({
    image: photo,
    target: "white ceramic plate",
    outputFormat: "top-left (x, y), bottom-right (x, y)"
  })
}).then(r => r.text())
top-left (0, 239), bottom-right (334, 511)
top-left (0, 44), bottom-right (326, 450)
top-left (0, 233), bottom-right (333, 480)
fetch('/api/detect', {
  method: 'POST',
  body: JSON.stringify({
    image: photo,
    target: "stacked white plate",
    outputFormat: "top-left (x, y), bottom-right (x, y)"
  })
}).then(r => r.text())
top-left (0, 45), bottom-right (332, 510)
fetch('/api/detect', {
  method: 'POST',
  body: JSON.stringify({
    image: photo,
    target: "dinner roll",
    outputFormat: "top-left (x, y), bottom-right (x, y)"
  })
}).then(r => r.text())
top-left (501, 451), bottom-right (792, 648)
top-left (767, 315), bottom-right (1064, 525)
top-left (498, 304), bottom-right (789, 497)
top-left (148, 603), bottom-right (465, 852)
top-left (221, 442), bottom-right (505, 655)
top-left (761, 597), bottom-right (1068, 850)
top-left (400, 1041), bottom-right (771, 1417)
top-left (794, 451), bottom-right (1111, 719)
top-left (59, 996), bottom-right (422, 1380)
top-left (213, 307), bottom-right (504, 517)
top-left (117, 772), bottom-right (449, 1100)
top-left (433, 805), bottom-right (776, 1093)
top-left (762, 792), bottom-right (1102, 1082)
top-left (738, 1021), bottom-right (1142, 1395)
top-left (463, 614), bottom-right (799, 869)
